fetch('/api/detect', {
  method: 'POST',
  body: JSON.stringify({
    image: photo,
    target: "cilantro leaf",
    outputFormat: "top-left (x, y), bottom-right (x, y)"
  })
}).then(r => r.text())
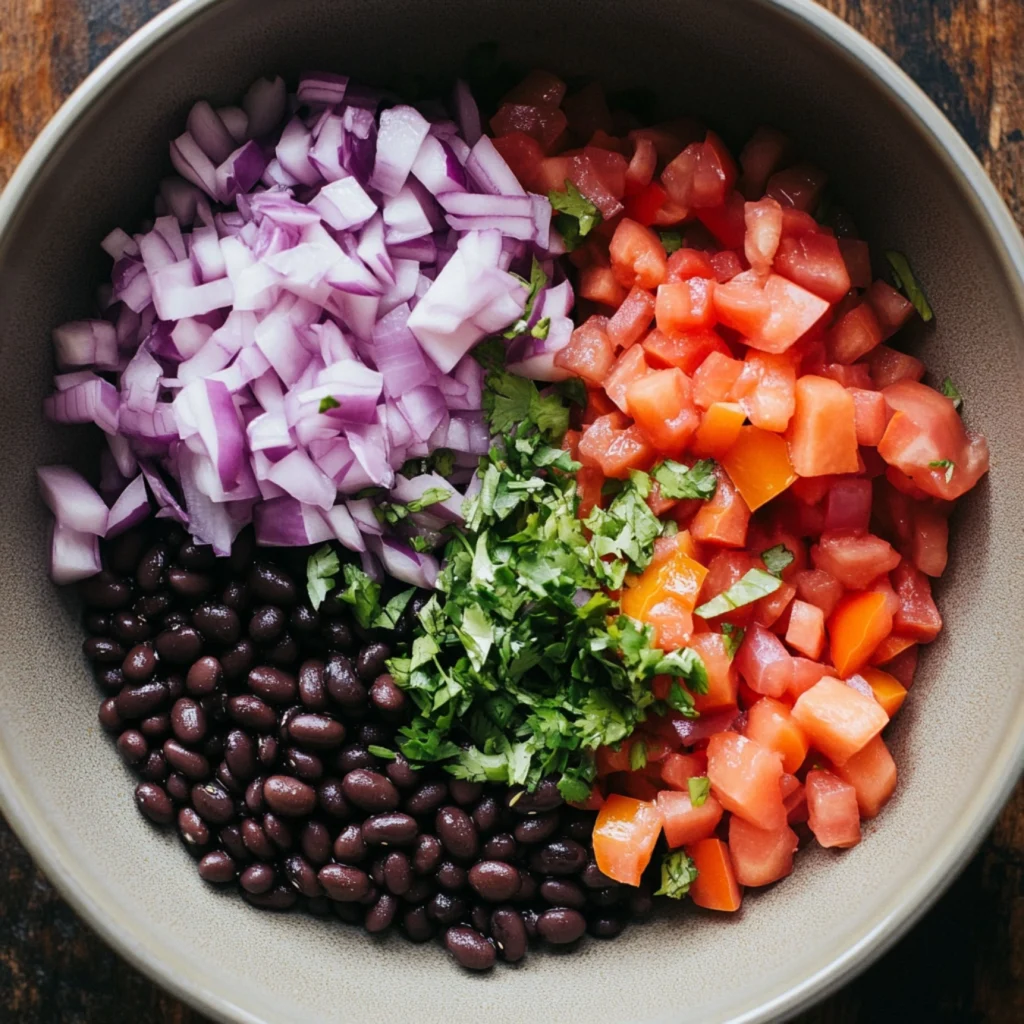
top-left (885, 250), bottom-right (934, 322)
top-left (721, 622), bottom-right (745, 659)
top-left (484, 370), bottom-right (569, 442)
top-left (318, 396), bottom-right (340, 413)
top-left (549, 180), bottom-right (601, 251)
top-left (654, 851), bottom-right (699, 899)
top-left (929, 459), bottom-right (955, 483)
top-left (652, 459), bottom-right (718, 501)
top-left (629, 740), bottom-right (647, 771)
top-left (531, 317), bottom-right (551, 340)
top-left (583, 477), bottom-right (662, 586)
top-left (373, 588), bottom-right (416, 630)
top-left (503, 257), bottom-right (548, 339)
top-left (306, 544), bottom-right (340, 610)
top-left (658, 229), bottom-right (683, 254)
top-left (688, 776), bottom-right (711, 807)
top-left (335, 564), bottom-right (383, 629)
top-left (761, 543), bottom-right (794, 578)
top-left (367, 745), bottom-right (399, 761)
top-left (556, 377), bottom-right (588, 408)
top-left (941, 377), bottom-right (963, 412)
top-left (695, 568), bottom-right (781, 619)
top-left (406, 487), bottom-right (452, 513)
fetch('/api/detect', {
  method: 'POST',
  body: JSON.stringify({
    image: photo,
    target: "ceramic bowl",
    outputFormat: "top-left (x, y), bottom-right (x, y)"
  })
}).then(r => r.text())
top-left (1, 0), bottom-right (1023, 1021)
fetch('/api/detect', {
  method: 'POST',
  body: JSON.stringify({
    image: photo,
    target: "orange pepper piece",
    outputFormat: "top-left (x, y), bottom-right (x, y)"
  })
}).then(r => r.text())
top-left (686, 838), bottom-right (742, 911)
top-left (620, 548), bottom-right (709, 650)
top-left (593, 794), bottom-right (663, 886)
top-left (720, 425), bottom-right (798, 511)
top-left (691, 401), bottom-right (747, 458)
top-left (828, 590), bottom-right (894, 677)
top-left (858, 667), bottom-right (908, 718)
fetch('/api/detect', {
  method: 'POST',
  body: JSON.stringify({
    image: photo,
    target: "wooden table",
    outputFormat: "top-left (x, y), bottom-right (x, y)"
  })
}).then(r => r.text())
top-left (1, 1), bottom-right (1022, 1020)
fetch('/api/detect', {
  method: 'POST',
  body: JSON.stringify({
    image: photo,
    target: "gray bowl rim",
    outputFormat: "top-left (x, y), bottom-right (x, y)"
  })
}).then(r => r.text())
top-left (1, 1), bottom-right (1023, 1021)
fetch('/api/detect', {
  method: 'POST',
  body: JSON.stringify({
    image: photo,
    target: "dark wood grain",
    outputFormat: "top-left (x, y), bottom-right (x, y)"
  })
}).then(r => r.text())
top-left (0, 0), bottom-right (1022, 1020)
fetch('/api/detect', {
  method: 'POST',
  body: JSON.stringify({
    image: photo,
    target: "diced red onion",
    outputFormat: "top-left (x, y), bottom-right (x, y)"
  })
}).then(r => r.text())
top-left (371, 535), bottom-right (439, 588)
top-left (465, 135), bottom-right (526, 197)
top-left (105, 473), bottom-right (151, 537)
top-left (452, 80), bottom-right (482, 147)
top-left (254, 495), bottom-right (334, 546)
top-left (297, 71), bottom-right (349, 107)
top-left (52, 320), bottom-right (119, 371)
top-left (322, 502), bottom-right (365, 552)
top-left (187, 100), bottom-right (237, 164)
top-left (217, 106), bottom-right (249, 144)
top-left (50, 523), bottom-right (102, 584)
top-left (392, 472), bottom-right (465, 522)
top-left (44, 376), bottom-right (119, 434)
top-left (243, 76), bottom-right (287, 139)
top-left (370, 105), bottom-right (432, 197)
top-left (37, 466), bottom-right (109, 535)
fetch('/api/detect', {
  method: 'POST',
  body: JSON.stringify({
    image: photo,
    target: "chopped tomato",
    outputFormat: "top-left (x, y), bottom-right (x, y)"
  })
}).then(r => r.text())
top-left (786, 375), bottom-right (860, 476)
top-left (792, 676), bottom-right (889, 765)
top-left (710, 250), bottom-right (745, 282)
top-left (554, 316), bottom-right (616, 384)
top-left (643, 327), bottom-right (731, 376)
top-left (788, 657), bottom-right (833, 700)
top-left (865, 280), bottom-right (915, 338)
top-left (692, 351), bottom-right (745, 408)
top-left (720, 426), bottom-right (797, 511)
top-left (744, 197), bottom-right (783, 275)
top-left (831, 735), bottom-right (898, 818)
top-left (623, 181), bottom-right (668, 225)
top-left (578, 412), bottom-right (655, 479)
top-left (656, 279), bottom-right (717, 332)
top-left (570, 147), bottom-right (628, 219)
top-left (838, 238), bottom-right (872, 289)
top-left (563, 83), bottom-right (613, 140)
top-left (805, 770), bottom-right (862, 848)
top-left (626, 367), bottom-right (701, 454)
top-left (620, 544), bottom-right (708, 649)
top-left (666, 247), bottom-right (717, 282)
top-left (891, 560), bottom-right (943, 642)
top-left (774, 233), bottom-right (851, 303)
top-left (579, 265), bottom-right (628, 307)
top-left (849, 388), bottom-right (889, 446)
top-left (766, 163), bottom-right (827, 212)
top-left (734, 623), bottom-right (796, 699)
top-left (745, 697), bottom-right (810, 773)
top-left (706, 731), bottom-right (787, 830)
top-left (502, 70), bottom-right (568, 107)
top-left (576, 465), bottom-right (604, 520)
top-left (692, 402), bottom-right (747, 458)
top-left (491, 132), bottom-right (547, 192)
top-left (657, 789), bottom-right (724, 848)
top-left (732, 351), bottom-right (797, 432)
top-left (690, 467), bottom-right (751, 547)
top-left (607, 286), bottom-right (656, 348)
top-left (828, 301), bottom-right (884, 365)
top-left (592, 794), bottom-right (663, 886)
top-left (754, 580), bottom-right (795, 629)
top-left (866, 345), bottom-right (925, 388)
top-left (687, 838), bottom-right (742, 912)
top-left (689, 631), bottom-right (740, 712)
top-left (738, 126), bottom-right (791, 199)
top-left (609, 218), bottom-right (668, 290)
top-left (604, 345), bottom-right (652, 412)
top-left (695, 190), bottom-right (748, 250)
top-left (661, 750), bottom-right (709, 790)
top-left (823, 478), bottom-right (872, 534)
top-left (662, 131), bottom-right (738, 209)
top-left (811, 531), bottom-right (901, 589)
top-left (785, 599), bottom-right (826, 659)
top-left (624, 136), bottom-right (657, 195)
top-left (490, 102), bottom-right (567, 153)
top-left (728, 815), bottom-right (798, 886)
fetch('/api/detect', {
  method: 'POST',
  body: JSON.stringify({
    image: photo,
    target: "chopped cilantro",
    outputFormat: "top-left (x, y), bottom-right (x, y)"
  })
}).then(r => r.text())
top-left (401, 448), bottom-right (455, 479)
top-left (885, 250), bottom-right (934, 322)
top-left (484, 369), bottom-right (569, 442)
top-left (652, 459), bottom-right (718, 501)
top-left (688, 776), bottom-right (711, 808)
top-left (695, 568), bottom-right (781, 619)
top-left (549, 180), bottom-right (602, 251)
top-left (929, 459), bottom-right (955, 483)
top-left (654, 851), bottom-right (699, 899)
top-left (305, 544), bottom-right (340, 610)
top-left (658, 229), bottom-right (684, 254)
top-left (941, 376), bottom-right (963, 411)
top-left (318, 396), bottom-right (340, 413)
top-left (406, 487), bottom-right (452, 513)
top-left (531, 317), bottom-right (551, 340)
top-left (583, 475), bottom-right (663, 588)
top-left (504, 257), bottom-right (548, 339)
top-left (761, 543), bottom-right (794, 578)
top-left (330, 562), bottom-right (415, 631)
top-left (721, 622), bottom-right (745, 659)
top-left (629, 740), bottom-right (648, 771)
top-left (367, 745), bottom-right (399, 761)
top-left (556, 377), bottom-right (588, 409)
top-left (410, 535), bottom-right (436, 553)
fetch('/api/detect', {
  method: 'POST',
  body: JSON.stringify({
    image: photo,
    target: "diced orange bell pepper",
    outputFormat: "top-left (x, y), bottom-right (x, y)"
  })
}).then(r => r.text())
top-left (720, 426), bottom-right (798, 511)
top-left (620, 547), bottom-right (708, 650)
top-left (691, 402), bottom-right (746, 458)
top-left (869, 632), bottom-right (916, 666)
top-left (592, 794), bottom-right (663, 886)
top-left (858, 666), bottom-right (908, 717)
top-left (828, 590), bottom-right (894, 677)
top-left (686, 838), bottom-right (742, 912)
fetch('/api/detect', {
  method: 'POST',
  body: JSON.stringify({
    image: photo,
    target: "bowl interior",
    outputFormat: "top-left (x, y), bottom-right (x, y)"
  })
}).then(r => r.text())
top-left (2, 1), bottom-right (1024, 1022)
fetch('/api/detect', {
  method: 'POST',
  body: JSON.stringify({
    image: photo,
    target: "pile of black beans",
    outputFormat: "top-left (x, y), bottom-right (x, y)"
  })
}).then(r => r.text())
top-left (78, 521), bottom-right (654, 971)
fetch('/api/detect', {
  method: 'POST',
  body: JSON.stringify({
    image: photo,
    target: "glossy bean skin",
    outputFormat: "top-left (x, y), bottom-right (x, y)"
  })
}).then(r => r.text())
top-left (444, 926), bottom-right (496, 971)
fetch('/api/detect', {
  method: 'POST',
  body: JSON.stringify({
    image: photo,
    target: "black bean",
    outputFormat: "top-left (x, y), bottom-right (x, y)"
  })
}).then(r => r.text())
top-left (165, 673), bottom-right (185, 702)
top-left (406, 781), bottom-right (448, 818)
top-left (244, 885), bottom-right (298, 911)
top-left (490, 907), bottom-right (528, 962)
top-left (116, 729), bottom-right (147, 766)
top-left (264, 633), bottom-right (298, 667)
top-left (368, 674), bottom-right (406, 716)
top-left (80, 571), bottom-right (133, 609)
top-left (140, 713), bottom-right (170, 740)
top-left (240, 863), bottom-right (275, 894)
top-left (449, 780), bottom-right (483, 807)
top-left (134, 782), bottom-right (173, 825)
top-left (284, 855), bottom-right (323, 898)
top-left (401, 906), bottom-right (435, 943)
top-left (168, 567), bottom-right (214, 601)
top-left (362, 813), bottom-right (418, 846)
top-left (111, 612), bottom-right (152, 645)
top-left (411, 834), bottom-right (443, 876)
top-left (198, 851), bottom-right (236, 884)
top-left (94, 666), bottom-right (125, 693)
top-left (521, 907), bottom-right (540, 940)
top-left (227, 695), bottom-right (276, 732)
top-left (385, 754), bottom-right (418, 790)
top-left (106, 529), bottom-right (146, 576)
top-left (224, 730), bottom-right (257, 781)
top-left (481, 834), bottom-right (517, 862)
top-left (177, 542), bottom-right (215, 570)
top-left (365, 892), bottom-right (399, 933)
top-left (248, 605), bottom-right (286, 643)
top-left (355, 642), bottom-right (390, 682)
top-left (166, 771), bottom-right (190, 803)
top-left (220, 639), bottom-right (255, 680)
top-left (318, 864), bottom-right (371, 902)
top-left (84, 611), bottom-right (110, 636)
top-left (139, 750), bottom-right (168, 782)
top-left (177, 807), bottom-right (210, 850)
top-left (401, 878), bottom-right (433, 905)
top-left (263, 775), bottom-right (316, 816)
top-left (136, 546), bottom-right (168, 592)
top-left (336, 744), bottom-right (377, 775)
top-left (427, 892), bottom-right (466, 926)
top-left (163, 740), bottom-right (211, 781)
top-left (530, 839), bottom-right (587, 876)
top-left (435, 861), bottom-right (467, 891)
top-left (370, 856), bottom-right (386, 888)
top-left (288, 713), bottom-right (345, 750)
top-left (300, 822), bottom-right (332, 866)
top-left (333, 823), bottom-right (367, 863)
top-left (506, 777), bottom-right (563, 815)
top-left (537, 908), bottom-right (586, 944)
top-left (316, 778), bottom-right (350, 819)
top-left (306, 896), bottom-right (333, 917)
top-left (241, 818), bottom-right (275, 860)
top-left (282, 747), bottom-right (323, 781)
top-left (470, 903), bottom-right (491, 935)
top-left (184, 656), bottom-right (221, 696)
top-left (222, 580), bottom-right (251, 612)
top-left (444, 926), bottom-right (495, 971)
top-left (192, 603), bottom-right (241, 645)
top-left (540, 879), bottom-right (586, 910)
top-left (257, 735), bottom-right (278, 767)
top-left (116, 681), bottom-right (168, 719)
top-left (514, 810), bottom-right (560, 845)
top-left (342, 770), bottom-right (399, 812)
top-left (98, 698), bottom-right (122, 733)
top-left (84, 637), bottom-right (125, 664)
top-left (215, 760), bottom-right (244, 795)
top-left (202, 727), bottom-right (226, 758)
top-left (161, 612), bottom-right (189, 632)
top-left (219, 824), bottom-right (249, 863)
top-left (472, 796), bottom-right (500, 833)
top-left (245, 777), bottom-right (265, 815)
top-left (134, 592), bottom-right (172, 619)
top-left (289, 604), bottom-right (319, 635)
top-left (581, 859), bottom-right (620, 890)
top-left (170, 697), bottom-right (207, 745)
top-left (121, 644), bottom-right (156, 682)
top-left (588, 887), bottom-right (624, 909)
top-left (155, 626), bottom-right (203, 665)
top-left (468, 861), bottom-right (521, 902)
top-left (321, 619), bottom-right (353, 651)
top-left (382, 851), bottom-right (412, 896)
top-left (248, 563), bottom-right (298, 605)
top-left (514, 870), bottom-right (537, 903)
top-left (191, 781), bottom-right (234, 825)
top-left (323, 654), bottom-right (365, 709)
top-left (588, 915), bottom-right (625, 939)
top-left (246, 666), bottom-right (296, 705)
top-left (436, 806), bottom-right (478, 860)
top-left (297, 659), bottom-right (328, 710)
top-left (262, 813), bottom-right (292, 851)
top-left (628, 887), bottom-right (654, 921)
